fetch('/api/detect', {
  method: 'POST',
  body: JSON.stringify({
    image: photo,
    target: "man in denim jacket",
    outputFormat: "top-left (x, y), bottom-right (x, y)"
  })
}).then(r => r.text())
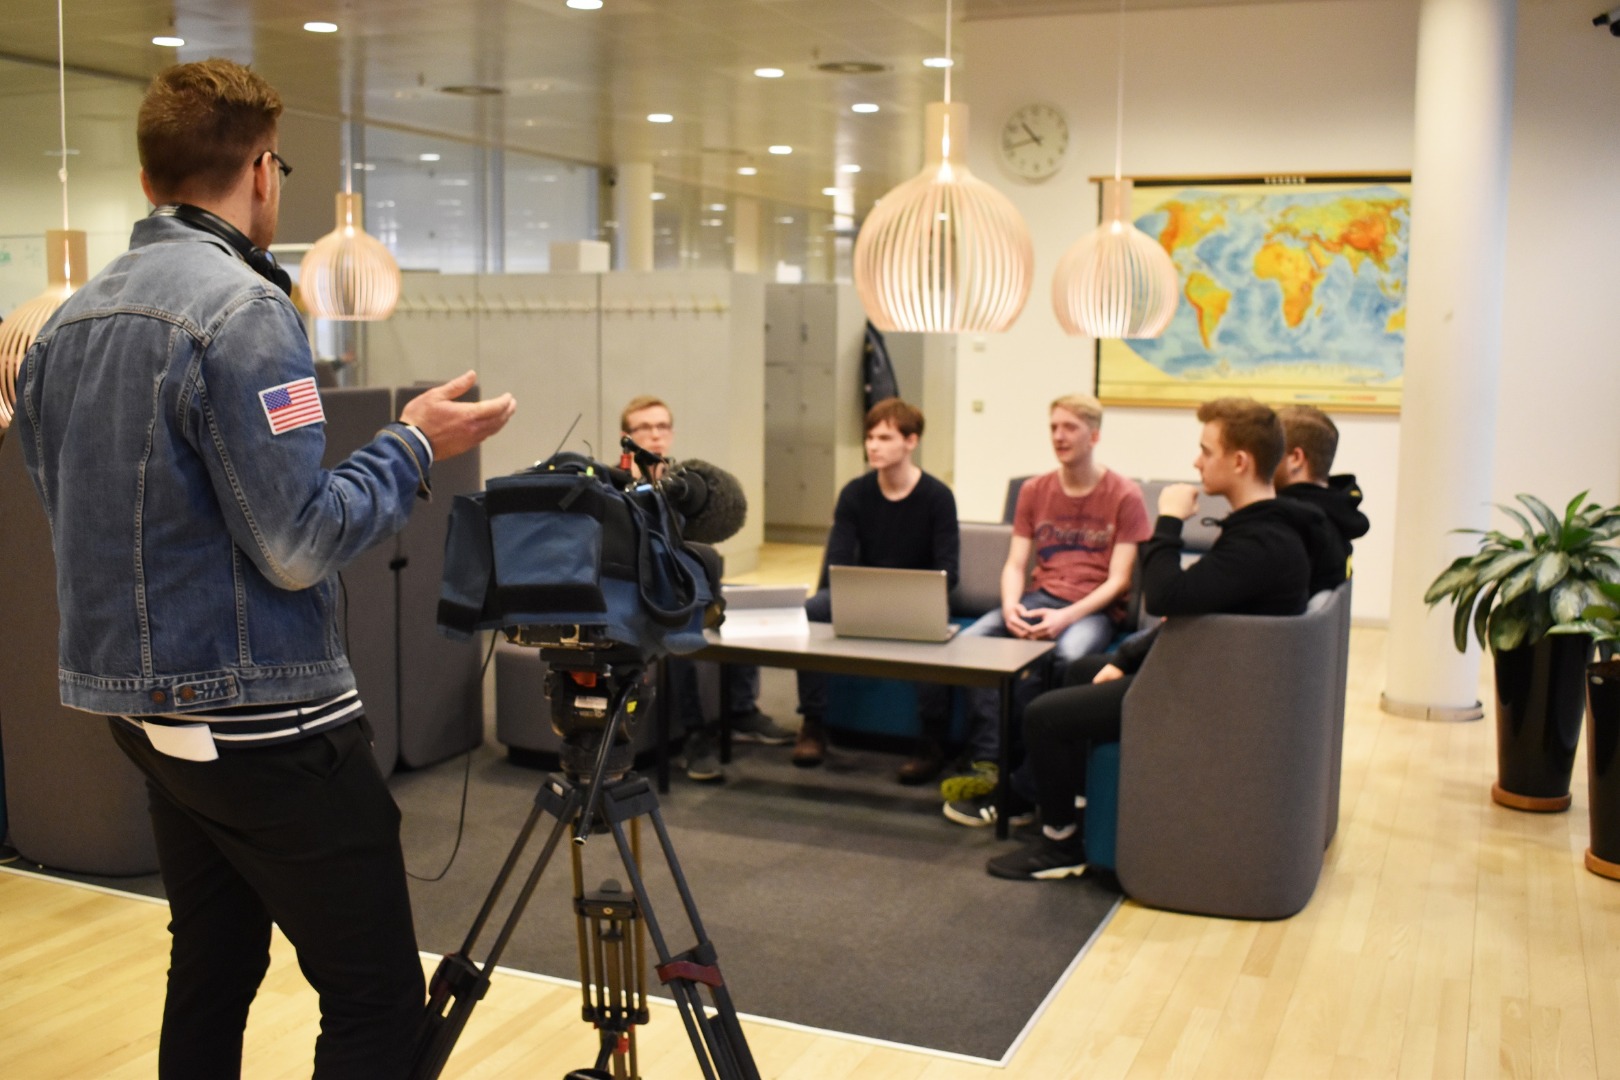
top-left (12, 60), bottom-right (514, 1079)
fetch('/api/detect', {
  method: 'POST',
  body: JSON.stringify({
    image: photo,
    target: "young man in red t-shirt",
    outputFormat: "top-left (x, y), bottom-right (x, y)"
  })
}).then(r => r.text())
top-left (942, 394), bottom-right (1151, 825)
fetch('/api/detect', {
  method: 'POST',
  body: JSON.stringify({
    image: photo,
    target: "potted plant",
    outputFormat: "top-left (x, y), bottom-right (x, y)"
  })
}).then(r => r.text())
top-left (1425, 493), bottom-right (1619, 812)
top-left (1548, 581), bottom-right (1620, 879)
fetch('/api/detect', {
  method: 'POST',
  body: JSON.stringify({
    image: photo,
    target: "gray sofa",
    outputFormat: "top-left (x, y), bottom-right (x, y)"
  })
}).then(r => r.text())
top-left (1115, 583), bottom-right (1349, 919)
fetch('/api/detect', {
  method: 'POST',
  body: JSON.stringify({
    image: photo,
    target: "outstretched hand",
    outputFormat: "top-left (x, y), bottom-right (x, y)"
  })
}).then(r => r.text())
top-left (400, 370), bottom-right (516, 462)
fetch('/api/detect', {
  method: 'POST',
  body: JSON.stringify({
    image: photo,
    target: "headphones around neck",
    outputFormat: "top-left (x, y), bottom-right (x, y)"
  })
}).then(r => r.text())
top-left (153, 203), bottom-right (293, 298)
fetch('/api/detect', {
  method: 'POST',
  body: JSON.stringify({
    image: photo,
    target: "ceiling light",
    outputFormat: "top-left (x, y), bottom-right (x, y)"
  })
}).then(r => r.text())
top-left (854, 0), bottom-right (1032, 333)
top-left (419, 153), bottom-right (441, 162)
top-left (1, 0), bottom-right (86, 431)
top-left (648, 113), bottom-right (674, 123)
top-left (302, 194), bottom-right (401, 321)
top-left (822, 187), bottom-right (838, 196)
top-left (768, 145), bottom-right (792, 155)
top-left (709, 203), bottom-right (726, 211)
top-left (841, 164), bottom-right (862, 173)
top-left (852, 103), bottom-right (880, 114)
top-left (754, 67), bottom-right (784, 78)
top-left (152, 35), bottom-right (185, 47)
top-left (1052, 2), bottom-right (1178, 339)
top-left (922, 57), bottom-right (953, 68)
top-left (737, 166), bottom-right (758, 176)
top-left (566, 0), bottom-right (603, 8)
top-left (303, 21), bottom-right (338, 33)
top-left (776, 216), bottom-right (795, 224)
top-left (651, 192), bottom-right (666, 200)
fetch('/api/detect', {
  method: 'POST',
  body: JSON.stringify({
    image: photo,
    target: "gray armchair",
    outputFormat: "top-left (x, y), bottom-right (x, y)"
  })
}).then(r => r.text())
top-left (1114, 583), bottom-right (1348, 919)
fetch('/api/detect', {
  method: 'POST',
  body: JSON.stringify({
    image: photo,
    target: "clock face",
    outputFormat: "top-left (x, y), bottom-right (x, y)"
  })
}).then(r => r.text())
top-left (999, 103), bottom-right (1069, 182)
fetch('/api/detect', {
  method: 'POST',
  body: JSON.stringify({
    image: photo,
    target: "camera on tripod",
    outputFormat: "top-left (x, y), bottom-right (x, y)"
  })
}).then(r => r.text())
top-left (438, 436), bottom-right (743, 775)
top-left (413, 436), bottom-right (762, 1080)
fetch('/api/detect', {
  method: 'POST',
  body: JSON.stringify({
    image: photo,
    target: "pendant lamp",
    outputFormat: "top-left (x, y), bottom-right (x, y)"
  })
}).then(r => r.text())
top-left (300, 30), bottom-right (400, 323)
top-left (1051, 0), bottom-right (1178, 339)
top-left (853, 0), bottom-right (1032, 333)
top-left (300, 191), bottom-right (401, 321)
top-left (0, 0), bottom-right (86, 433)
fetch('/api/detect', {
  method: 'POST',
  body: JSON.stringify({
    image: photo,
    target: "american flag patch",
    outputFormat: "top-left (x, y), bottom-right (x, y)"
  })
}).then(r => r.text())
top-left (258, 377), bottom-right (325, 435)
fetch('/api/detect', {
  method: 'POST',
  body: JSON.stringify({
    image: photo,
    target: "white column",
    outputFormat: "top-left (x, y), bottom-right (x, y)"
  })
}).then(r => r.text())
top-left (613, 162), bottom-right (654, 272)
top-left (1382, 0), bottom-right (1516, 720)
top-left (732, 197), bottom-right (761, 274)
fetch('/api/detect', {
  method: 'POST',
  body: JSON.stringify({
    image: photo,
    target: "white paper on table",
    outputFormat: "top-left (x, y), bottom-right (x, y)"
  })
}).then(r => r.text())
top-left (717, 607), bottom-right (811, 640)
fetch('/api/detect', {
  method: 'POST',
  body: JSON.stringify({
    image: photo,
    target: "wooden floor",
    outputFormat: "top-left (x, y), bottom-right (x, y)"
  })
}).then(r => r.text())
top-left (3, 544), bottom-right (1618, 1078)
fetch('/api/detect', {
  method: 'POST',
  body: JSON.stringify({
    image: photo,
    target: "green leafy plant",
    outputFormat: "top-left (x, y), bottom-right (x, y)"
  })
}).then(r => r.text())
top-left (1547, 579), bottom-right (1620, 647)
top-left (1424, 492), bottom-right (1620, 653)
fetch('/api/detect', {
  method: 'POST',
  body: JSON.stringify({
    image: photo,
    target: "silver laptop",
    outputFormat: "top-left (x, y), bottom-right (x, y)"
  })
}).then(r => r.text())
top-left (828, 566), bottom-right (959, 643)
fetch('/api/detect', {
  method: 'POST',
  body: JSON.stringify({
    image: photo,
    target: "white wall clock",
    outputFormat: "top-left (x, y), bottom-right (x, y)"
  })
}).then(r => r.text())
top-left (999, 103), bottom-right (1069, 182)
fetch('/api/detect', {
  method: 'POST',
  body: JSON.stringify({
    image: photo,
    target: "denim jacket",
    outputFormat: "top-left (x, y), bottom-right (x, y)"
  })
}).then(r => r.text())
top-left (13, 215), bottom-right (428, 715)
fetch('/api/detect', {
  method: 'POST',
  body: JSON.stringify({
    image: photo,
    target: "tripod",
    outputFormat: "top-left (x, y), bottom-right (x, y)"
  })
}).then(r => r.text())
top-left (409, 663), bottom-right (760, 1080)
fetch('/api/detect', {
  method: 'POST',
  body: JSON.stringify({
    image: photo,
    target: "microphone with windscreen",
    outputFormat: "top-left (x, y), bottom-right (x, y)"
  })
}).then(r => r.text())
top-left (660, 459), bottom-right (748, 544)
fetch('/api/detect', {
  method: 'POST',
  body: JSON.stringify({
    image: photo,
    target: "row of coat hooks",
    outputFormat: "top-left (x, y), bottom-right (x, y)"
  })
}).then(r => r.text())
top-left (390, 294), bottom-right (731, 317)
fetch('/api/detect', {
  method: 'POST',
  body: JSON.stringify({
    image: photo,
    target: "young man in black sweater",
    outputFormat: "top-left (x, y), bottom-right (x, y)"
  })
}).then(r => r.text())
top-left (1274, 404), bottom-right (1371, 579)
top-left (794, 398), bottom-right (961, 782)
top-left (987, 398), bottom-right (1345, 881)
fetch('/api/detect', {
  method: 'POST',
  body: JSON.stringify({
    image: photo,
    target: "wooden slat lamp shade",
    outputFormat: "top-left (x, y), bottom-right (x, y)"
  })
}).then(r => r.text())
top-left (1051, 178), bottom-right (1179, 339)
top-left (300, 193), bottom-right (401, 322)
top-left (0, 230), bottom-right (87, 433)
top-left (854, 103), bottom-right (1033, 334)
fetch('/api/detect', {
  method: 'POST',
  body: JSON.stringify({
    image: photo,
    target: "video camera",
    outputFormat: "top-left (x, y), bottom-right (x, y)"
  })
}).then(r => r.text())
top-left (436, 436), bottom-right (746, 777)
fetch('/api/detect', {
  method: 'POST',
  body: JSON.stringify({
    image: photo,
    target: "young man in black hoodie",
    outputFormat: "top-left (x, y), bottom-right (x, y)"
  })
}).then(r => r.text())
top-left (985, 398), bottom-right (1345, 880)
top-left (1274, 404), bottom-right (1370, 578)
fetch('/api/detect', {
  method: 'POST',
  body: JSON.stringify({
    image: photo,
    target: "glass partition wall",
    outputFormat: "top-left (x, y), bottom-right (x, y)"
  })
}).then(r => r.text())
top-left (0, 54), bottom-right (845, 374)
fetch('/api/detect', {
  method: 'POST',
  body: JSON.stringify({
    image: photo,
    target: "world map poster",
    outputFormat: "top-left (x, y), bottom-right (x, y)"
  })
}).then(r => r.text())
top-left (1095, 175), bottom-right (1410, 413)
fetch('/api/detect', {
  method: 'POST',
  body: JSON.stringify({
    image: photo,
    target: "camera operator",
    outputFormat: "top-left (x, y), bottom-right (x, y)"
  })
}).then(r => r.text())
top-left (620, 395), bottom-right (792, 780)
top-left (11, 60), bottom-right (514, 1079)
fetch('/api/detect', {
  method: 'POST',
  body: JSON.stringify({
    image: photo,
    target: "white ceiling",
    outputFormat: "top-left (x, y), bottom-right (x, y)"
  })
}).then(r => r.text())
top-left (0, 0), bottom-right (1341, 211)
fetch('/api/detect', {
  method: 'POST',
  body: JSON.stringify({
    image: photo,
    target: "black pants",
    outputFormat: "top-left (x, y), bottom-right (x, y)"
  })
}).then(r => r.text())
top-left (110, 719), bottom-right (425, 1080)
top-left (795, 588), bottom-right (951, 741)
top-left (1021, 655), bottom-right (1136, 829)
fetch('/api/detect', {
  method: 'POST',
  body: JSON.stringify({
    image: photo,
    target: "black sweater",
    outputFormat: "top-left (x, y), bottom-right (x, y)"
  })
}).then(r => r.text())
top-left (1107, 497), bottom-right (1345, 675)
top-left (820, 470), bottom-right (960, 591)
top-left (1279, 474), bottom-right (1370, 581)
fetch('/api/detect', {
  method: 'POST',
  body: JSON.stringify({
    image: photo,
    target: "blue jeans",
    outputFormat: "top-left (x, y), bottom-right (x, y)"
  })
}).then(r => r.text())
top-left (961, 589), bottom-right (1114, 763)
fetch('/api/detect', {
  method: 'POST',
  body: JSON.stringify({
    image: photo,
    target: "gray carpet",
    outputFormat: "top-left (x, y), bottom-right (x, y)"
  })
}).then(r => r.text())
top-left (20, 675), bottom-right (1120, 1063)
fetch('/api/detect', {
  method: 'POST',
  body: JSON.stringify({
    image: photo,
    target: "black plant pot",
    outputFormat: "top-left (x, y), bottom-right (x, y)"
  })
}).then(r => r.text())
top-left (1585, 659), bottom-right (1620, 879)
top-left (1491, 634), bottom-right (1592, 812)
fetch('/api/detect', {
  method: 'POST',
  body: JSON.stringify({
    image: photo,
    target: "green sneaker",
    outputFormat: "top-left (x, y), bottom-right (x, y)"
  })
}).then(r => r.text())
top-left (939, 761), bottom-right (998, 803)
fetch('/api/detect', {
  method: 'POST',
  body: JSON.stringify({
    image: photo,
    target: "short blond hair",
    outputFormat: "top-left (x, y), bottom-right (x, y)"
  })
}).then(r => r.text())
top-left (1050, 393), bottom-right (1104, 431)
top-left (620, 395), bottom-right (671, 434)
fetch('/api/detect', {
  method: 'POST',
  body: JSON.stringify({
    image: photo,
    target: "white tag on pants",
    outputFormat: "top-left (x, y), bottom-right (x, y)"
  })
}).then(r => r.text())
top-left (141, 721), bottom-right (220, 762)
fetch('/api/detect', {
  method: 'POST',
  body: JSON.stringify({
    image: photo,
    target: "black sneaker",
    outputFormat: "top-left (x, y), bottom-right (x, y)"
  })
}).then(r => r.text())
top-left (986, 833), bottom-right (1088, 881)
top-left (683, 731), bottom-right (723, 783)
top-left (728, 709), bottom-right (795, 745)
top-left (943, 793), bottom-right (1035, 829)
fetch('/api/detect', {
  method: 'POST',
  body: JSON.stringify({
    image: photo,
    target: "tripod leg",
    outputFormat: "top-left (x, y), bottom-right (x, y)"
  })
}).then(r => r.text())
top-left (410, 782), bottom-right (583, 1080)
top-left (601, 795), bottom-right (761, 1080)
top-left (572, 837), bottom-right (648, 1080)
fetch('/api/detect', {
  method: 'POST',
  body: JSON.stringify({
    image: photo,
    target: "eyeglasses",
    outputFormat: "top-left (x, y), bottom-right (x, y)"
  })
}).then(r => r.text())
top-left (261, 150), bottom-right (293, 181)
top-left (627, 422), bottom-right (673, 436)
